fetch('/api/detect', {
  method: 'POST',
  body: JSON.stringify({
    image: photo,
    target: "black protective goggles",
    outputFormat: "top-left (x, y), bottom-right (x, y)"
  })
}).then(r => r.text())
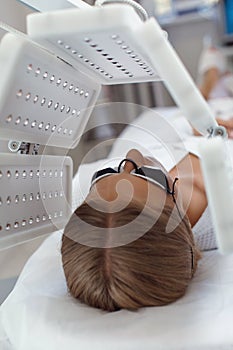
top-left (91, 158), bottom-right (176, 195)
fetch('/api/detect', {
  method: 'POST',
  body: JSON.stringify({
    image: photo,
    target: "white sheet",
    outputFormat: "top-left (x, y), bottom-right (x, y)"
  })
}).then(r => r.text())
top-left (1, 102), bottom-right (233, 350)
top-left (1, 232), bottom-right (233, 350)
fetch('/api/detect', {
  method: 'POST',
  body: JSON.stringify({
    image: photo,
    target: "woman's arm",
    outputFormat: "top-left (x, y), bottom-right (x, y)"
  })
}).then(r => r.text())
top-left (199, 68), bottom-right (220, 100)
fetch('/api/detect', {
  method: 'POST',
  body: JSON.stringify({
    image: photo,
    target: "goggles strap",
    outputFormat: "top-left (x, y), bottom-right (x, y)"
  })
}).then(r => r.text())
top-left (171, 177), bottom-right (179, 196)
top-left (117, 158), bottom-right (138, 173)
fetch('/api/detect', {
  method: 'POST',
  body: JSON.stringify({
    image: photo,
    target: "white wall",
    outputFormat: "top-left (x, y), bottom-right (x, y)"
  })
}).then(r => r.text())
top-left (0, 0), bottom-right (33, 39)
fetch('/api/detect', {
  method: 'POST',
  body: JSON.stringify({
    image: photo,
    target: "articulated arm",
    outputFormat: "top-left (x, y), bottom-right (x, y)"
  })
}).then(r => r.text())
top-left (137, 17), bottom-right (227, 138)
top-left (25, 1), bottom-right (227, 137)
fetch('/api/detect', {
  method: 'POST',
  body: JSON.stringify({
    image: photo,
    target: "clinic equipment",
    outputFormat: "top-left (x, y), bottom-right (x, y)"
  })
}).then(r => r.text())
top-left (0, 30), bottom-right (100, 249)
top-left (0, 0), bottom-right (232, 253)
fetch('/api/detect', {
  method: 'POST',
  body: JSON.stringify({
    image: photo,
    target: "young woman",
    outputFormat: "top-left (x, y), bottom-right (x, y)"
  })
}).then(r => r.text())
top-left (61, 147), bottom-right (213, 311)
top-left (61, 47), bottom-right (230, 312)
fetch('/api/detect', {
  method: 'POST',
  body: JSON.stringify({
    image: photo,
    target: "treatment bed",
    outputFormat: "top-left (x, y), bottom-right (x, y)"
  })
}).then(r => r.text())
top-left (1, 101), bottom-right (233, 350)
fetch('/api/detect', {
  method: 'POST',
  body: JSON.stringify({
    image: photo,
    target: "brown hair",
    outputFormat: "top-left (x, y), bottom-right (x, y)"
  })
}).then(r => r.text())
top-left (61, 198), bottom-right (201, 312)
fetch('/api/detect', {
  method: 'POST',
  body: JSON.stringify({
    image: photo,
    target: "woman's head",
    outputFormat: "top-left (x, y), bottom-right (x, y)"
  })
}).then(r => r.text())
top-left (61, 150), bottom-right (201, 311)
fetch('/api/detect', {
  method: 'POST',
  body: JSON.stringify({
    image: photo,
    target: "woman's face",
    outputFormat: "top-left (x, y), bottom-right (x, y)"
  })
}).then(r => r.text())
top-left (87, 149), bottom-right (175, 211)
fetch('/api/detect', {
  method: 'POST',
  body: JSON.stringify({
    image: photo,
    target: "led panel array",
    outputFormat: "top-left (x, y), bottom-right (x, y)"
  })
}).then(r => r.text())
top-left (0, 33), bottom-right (101, 148)
top-left (27, 4), bottom-right (162, 84)
top-left (0, 154), bottom-right (72, 249)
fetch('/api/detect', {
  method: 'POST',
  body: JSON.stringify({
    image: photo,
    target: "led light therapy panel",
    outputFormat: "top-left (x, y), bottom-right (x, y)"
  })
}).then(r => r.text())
top-left (0, 154), bottom-right (72, 250)
top-left (0, 33), bottom-right (101, 149)
top-left (27, 5), bottom-right (162, 84)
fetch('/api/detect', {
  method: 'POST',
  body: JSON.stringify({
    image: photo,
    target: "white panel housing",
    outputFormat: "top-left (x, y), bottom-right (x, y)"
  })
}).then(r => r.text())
top-left (0, 33), bottom-right (101, 149)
